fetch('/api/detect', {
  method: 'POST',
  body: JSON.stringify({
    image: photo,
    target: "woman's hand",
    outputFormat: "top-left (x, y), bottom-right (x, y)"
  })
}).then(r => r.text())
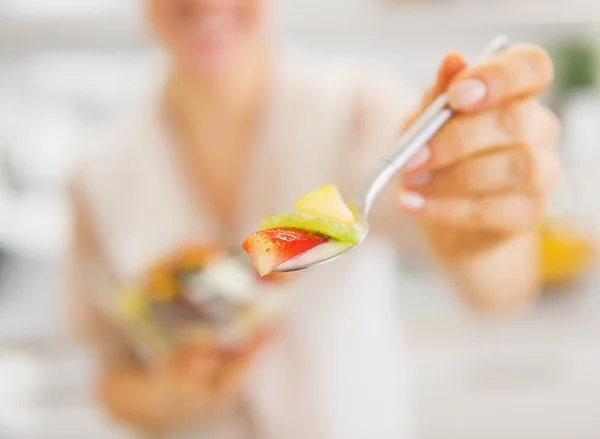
top-left (99, 333), bottom-right (266, 434)
top-left (399, 45), bottom-right (561, 253)
top-left (157, 339), bottom-right (260, 423)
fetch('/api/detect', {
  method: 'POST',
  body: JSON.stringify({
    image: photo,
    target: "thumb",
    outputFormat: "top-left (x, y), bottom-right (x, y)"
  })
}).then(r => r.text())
top-left (424, 51), bottom-right (468, 107)
top-left (401, 52), bottom-right (468, 171)
top-left (404, 52), bottom-right (468, 131)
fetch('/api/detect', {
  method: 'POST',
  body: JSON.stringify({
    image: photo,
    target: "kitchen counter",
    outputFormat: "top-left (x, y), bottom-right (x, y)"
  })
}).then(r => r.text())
top-left (398, 261), bottom-right (600, 439)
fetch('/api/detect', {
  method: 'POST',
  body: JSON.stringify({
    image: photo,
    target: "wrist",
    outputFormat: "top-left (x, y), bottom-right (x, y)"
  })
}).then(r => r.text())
top-left (424, 224), bottom-right (532, 261)
top-left (424, 226), bottom-right (542, 313)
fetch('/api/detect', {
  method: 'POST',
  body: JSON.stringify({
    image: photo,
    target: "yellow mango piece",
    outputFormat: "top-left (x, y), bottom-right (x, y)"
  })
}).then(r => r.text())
top-left (296, 184), bottom-right (354, 226)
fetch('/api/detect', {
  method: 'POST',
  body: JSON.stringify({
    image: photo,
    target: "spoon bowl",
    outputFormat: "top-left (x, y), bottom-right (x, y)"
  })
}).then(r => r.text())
top-left (272, 34), bottom-right (510, 273)
top-left (272, 204), bottom-right (367, 272)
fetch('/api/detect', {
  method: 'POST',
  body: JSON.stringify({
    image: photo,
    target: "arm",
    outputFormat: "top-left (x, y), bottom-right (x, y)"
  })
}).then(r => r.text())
top-left (365, 180), bottom-right (540, 313)
top-left (67, 183), bottom-right (257, 434)
top-left (395, 47), bottom-right (560, 314)
top-left (67, 182), bottom-right (171, 431)
top-left (347, 48), bottom-right (559, 314)
top-left (425, 227), bottom-right (540, 313)
top-left (367, 179), bottom-right (541, 313)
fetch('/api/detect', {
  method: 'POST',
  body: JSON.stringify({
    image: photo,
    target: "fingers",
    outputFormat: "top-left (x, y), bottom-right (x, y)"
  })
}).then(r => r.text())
top-left (421, 99), bottom-right (560, 170)
top-left (404, 147), bottom-right (562, 195)
top-left (399, 44), bottom-right (559, 234)
top-left (212, 352), bottom-right (254, 412)
top-left (404, 53), bottom-right (468, 130)
top-left (175, 329), bottom-right (267, 411)
top-left (448, 44), bottom-right (554, 111)
top-left (399, 192), bottom-right (545, 231)
top-left (173, 341), bottom-right (218, 374)
top-left (429, 52), bottom-right (468, 100)
top-left (211, 330), bottom-right (268, 412)
top-left (399, 98), bottom-right (561, 233)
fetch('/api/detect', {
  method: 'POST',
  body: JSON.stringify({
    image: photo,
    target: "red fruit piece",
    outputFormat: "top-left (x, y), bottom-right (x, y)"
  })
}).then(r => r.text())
top-left (242, 228), bottom-right (328, 277)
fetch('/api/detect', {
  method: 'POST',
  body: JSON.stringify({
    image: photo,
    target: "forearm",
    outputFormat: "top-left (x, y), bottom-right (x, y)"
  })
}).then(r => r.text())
top-left (426, 227), bottom-right (541, 313)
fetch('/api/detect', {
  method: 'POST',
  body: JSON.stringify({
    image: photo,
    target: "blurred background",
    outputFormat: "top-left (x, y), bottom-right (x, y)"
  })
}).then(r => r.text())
top-left (1, 0), bottom-right (600, 438)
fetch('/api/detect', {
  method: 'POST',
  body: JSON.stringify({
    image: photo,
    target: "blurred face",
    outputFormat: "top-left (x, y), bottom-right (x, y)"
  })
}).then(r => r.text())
top-left (148, 0), bottom-right (266, 76)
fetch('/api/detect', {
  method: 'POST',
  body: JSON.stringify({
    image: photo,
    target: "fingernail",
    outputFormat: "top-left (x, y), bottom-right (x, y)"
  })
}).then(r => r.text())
top-left (403, 171), bottom-right (432, 187)
top-left (399, 192), bottom-right (426, 211)
top-left (404, 146), bottom-right (431, 171)
top-left (448, 79), bottom-right (487, 109)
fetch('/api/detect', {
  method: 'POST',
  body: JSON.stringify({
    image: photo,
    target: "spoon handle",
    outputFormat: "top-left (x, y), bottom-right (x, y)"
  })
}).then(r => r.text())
top-left (354, 34), bottom-right (510, 218)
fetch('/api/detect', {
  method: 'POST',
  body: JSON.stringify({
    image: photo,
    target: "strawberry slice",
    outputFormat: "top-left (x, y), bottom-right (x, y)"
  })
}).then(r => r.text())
top-left (242, 228), bottom-right (328, 276)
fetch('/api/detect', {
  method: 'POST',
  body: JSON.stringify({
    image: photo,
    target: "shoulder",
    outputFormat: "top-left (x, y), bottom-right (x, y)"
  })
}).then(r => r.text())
top-left (72, 52), bottom-right (169, 180)
top-left (275, 51), bottom-right (417, 115)
top-left (70, 87), bottom-right (165, 191)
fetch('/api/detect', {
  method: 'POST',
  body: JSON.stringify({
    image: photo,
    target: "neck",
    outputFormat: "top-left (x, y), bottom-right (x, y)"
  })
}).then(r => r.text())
top-left (164, 48), bottom-right (269, 129)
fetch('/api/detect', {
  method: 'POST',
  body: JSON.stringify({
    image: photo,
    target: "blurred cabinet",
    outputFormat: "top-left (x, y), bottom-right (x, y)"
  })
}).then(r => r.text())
top-left (410, 327), bottom-right (600, 439)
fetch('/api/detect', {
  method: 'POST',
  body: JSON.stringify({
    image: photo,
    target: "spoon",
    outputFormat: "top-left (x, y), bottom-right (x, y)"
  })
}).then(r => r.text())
top-left (274, 34), bottom-right (511, 273)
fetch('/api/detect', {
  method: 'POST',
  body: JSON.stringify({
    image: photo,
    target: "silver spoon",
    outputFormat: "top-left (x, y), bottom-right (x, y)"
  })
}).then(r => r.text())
top-left (274, 34), bottom-right (511, 273)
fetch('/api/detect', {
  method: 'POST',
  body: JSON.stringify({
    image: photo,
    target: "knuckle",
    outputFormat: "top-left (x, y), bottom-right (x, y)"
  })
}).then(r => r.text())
top-left (501, 100), bottom-right (560, 148)
top-left (483, 61), bottom-right (512, 97)
top-left (508, 149), bottom-right (532, 186)
top-left (463, 162), bottom-right (482, 191)
top-left (470, 196), bottom-right (541, 231)
top-left (516, 196), bottom-right (545, 229)
top-left (447, 198), bottom-right (474, 227)
top-left (470, 197), bottom-right (495, 229)
top-left (543, 153), bottom-right (563, 191)
top-left (462, 156), bottom-right (497, 192)
top-left (529, 197), bottom-right (547, 226)
top-left (499, 100), bottom-right (534, 140)
top-left (453, 161), bottom-right (475, 191)
top-left (539, 106), bottom-right (562, 145)
top-left (512, 44), bottom-right (555, 89)
top-left (515, 207), bottom-right (538, 230)
top-left (528, 149), bottom-right (562, 193)
top-left (528, 46), bottom-right (555, 88)
top-left (434, 118), bottom-right (467, 166)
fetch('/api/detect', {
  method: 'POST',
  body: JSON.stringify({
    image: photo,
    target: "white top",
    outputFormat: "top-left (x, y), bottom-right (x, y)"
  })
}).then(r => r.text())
top-left (76, 53), bottom-right (419, 439)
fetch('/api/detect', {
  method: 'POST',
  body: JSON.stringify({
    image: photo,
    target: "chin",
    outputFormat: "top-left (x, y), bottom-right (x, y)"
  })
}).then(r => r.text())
top-left (180, 40), bottom-right (245, 77)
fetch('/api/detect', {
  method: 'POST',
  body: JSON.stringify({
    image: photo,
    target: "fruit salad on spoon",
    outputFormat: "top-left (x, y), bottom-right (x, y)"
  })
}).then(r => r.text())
top-left (241, 35), bottom-right (510, 276)
top-left (242, 185), bottom-right (362, 276)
